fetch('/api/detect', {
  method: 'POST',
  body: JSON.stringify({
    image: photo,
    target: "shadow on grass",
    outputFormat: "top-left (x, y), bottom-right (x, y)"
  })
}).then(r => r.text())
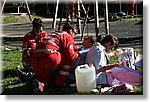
top-left (3, 69), bottom-right (18, 79)
top-left (2, 83), bottom-right (34, 95)
top-left (2, 68), bottom-right (77, 95)
top-left (1, 65), bottom-right (143, 95)
top-left (2, 68), bottom-right (34, 95)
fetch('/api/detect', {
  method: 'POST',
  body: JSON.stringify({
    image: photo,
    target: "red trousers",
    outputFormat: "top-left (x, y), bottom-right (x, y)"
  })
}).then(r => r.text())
top-left (31, 50), bottom-right (75, 86)
top-left (31, 52), bottom-right (61, 85)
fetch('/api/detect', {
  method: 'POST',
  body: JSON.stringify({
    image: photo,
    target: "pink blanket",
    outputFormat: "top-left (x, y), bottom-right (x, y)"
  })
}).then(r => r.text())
top-left (105, 66), bottom-right (142, 86)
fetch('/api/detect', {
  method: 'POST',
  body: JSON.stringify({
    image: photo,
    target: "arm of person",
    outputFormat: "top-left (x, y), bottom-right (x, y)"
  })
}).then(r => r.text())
top-left (73, 45), bottom-right (80, 51)
top-left (63, 34), bottom-right (79, 60)
top-left (22, 34), bottom-right (30, 49)
top-left (107, 50), bottom-right (119, 58)
top-left (96, 62), bottom-right (125, 73)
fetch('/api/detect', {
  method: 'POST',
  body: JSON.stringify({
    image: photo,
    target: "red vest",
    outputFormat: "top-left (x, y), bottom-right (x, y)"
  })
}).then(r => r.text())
top-left (22, 31), bottom-right (47, 67)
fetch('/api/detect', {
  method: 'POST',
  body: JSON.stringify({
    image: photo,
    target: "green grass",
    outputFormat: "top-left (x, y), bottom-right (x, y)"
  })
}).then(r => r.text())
top-left (121, 16), bottom-right (143, 22)
top-left (1, 45), bottom-right (143, 95)
top-left (2, 15), bottom-right (28, 23)
top-left (2, 15), bottom-right (43, 24)
top-left (1, 14), bottom-right (143, 24)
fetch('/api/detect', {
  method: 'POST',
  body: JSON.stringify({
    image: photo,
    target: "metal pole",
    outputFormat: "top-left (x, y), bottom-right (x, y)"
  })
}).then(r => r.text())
top-left (18, 6), bottom-right (20, 13)
top-left (1, 0), bottom-right (7, 14)
top-left (105, 0), bottom-right (109, 35)
top-left (95, 0), bottom-right (100, 37)
top-left (58, 4), bottom-right (64, 30)
top-left (52, 0), bottom-right (59, 29)
top-left (77, 0), bottom-right (81, 34)
top-left (135, 1), bottom-right (138, 20)
top-left (79, 0), bottom-right (86, 15)
top-left (81, 8), bottom-right (88, 40)
top-left (25, 0), bottom-right (32, 21)
top-left (66, 2), bottom-right (70, 23)
top-left (119, 0), bottom-right (121, 12)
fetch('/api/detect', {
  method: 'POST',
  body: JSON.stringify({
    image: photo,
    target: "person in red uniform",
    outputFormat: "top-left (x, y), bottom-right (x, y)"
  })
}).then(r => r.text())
top-left (22, 18), bottom-right (47, 71)
top-left (16, 18), bottom-right (47, 84)
top-left (30, 23), bottom-right (79, 94)
top-left (125, 0), bottom-right (135, 16)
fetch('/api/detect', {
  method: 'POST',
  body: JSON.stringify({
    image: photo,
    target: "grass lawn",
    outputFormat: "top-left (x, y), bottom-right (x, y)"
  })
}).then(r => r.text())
top-left (0, 45), bottom-right (143, 95)
top-left (1, 14), bottom-right (143, 24)
top-left (2, 15), bottom-right (44, 24)
top-left (0, 14), bottom-right (143, 95)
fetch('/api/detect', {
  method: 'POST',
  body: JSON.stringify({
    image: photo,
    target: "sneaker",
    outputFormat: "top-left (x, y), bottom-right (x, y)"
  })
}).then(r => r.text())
top-left (16, 66), bottom-right (35, 83)
top-left (32, 79), bottom-right (48, 95)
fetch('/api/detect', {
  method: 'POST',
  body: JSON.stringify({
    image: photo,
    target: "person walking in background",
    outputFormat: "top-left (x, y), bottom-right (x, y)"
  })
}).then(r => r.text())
top-left (125, 0), bottom-right (135, 16)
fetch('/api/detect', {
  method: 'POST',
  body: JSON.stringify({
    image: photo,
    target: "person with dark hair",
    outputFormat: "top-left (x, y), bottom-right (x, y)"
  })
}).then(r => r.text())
top-left (27, 23), bottom-right (80, 94)
top-left (85, 35), bottom-right (123, 87)
top-left (66, 36), bottom-right (96, 85)
top-left (16, 23), bottom-right (79, 94)
top-left (85, 35), bottom-right (142, 92)
top-left (16, 18), bottom-right (47, 86)
top-left (20, 18), bottom-right (47, 72)
top-left (86, 35), bottom-right (122, 73)
top-left (96, 34), bottom-right (103, 43)
top-left (73, 36), bottom-right (95, 68)
top-left (82, 36), bottom-right (95, 49)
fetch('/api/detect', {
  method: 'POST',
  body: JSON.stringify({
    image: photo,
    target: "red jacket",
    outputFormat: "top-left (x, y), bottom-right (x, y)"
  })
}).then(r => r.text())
top-left (22, 31), bottom-right (47, 68)
top-left (34, 30), bottom-right (79, 67)
top-left (31, 30), bottom-right (79, 84)
top-left (50, 30), bottom-right (79, 61)
top-left (22, 31), bottom-right (47, 48)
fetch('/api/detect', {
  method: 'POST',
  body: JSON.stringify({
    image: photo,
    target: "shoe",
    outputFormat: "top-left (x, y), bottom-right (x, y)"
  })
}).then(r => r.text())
top-left (16, 66), bottom-right (27, 83)
top-left (32, 79), bottom-right (48, 95)
top-left (16, 66), bottom-right (35, 83)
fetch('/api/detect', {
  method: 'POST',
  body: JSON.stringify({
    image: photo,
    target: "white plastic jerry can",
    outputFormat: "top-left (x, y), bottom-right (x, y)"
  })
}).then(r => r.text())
top-left (75, 64), bottom-right (96, 93)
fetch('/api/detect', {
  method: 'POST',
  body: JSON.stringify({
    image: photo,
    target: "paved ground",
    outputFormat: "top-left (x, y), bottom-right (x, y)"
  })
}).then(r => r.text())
top-left (2, 19), bottom-right (143, 49)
